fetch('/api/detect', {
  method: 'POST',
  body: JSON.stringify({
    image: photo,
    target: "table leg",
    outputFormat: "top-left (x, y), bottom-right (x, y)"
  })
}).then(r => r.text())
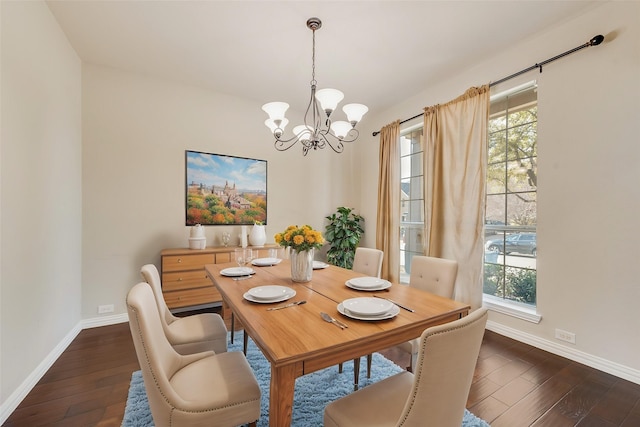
top-left (230, 312), bottom-right (235, 343)
top-left (270, 364), bottom-right (297, 427)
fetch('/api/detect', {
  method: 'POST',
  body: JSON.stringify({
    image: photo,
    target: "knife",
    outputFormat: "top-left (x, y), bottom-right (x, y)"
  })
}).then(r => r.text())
top-left (266, 300), bottom-right (306, 311)
top-left (373, 295), bottom-right (415, 312)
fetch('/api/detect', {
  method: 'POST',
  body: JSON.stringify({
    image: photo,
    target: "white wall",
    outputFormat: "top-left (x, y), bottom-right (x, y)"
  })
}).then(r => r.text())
top-left (81, 64), bottom-right (356, 318)
top-left (1, 0), bottom-right (82, 412)
top-left (358, 1), bottom-right (640, 377)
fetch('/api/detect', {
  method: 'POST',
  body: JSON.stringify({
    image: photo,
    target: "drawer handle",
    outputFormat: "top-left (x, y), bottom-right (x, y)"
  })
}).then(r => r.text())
top-left (178, 258), bottom-right (182, 263)
top-left (178, 278), bottom-right (183, 281)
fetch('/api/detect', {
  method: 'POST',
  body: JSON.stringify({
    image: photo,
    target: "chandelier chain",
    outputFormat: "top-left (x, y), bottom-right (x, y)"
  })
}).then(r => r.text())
top-left (311, 29), bottom-right (316, 86)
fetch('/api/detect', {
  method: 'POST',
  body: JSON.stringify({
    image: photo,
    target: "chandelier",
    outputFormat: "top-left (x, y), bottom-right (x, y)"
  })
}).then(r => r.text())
top-left (262, 18), bottom-right (368, 156)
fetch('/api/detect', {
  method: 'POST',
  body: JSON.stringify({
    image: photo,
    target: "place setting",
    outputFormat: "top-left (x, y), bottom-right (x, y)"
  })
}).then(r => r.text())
top-left (337, 297), bottom-right (401, 321)
top-left (220, 248), bottom-right (258, 279)
top-left (243, 285), bottom-right (296, 304)
top-left (312, 261), bottom-right (329, 270)
top-left (345, 276), bottom-right (392, 291)
top-left (220, 266), bottom-right (256, 279)
top-left (251, 248), bottom-right (283, 267)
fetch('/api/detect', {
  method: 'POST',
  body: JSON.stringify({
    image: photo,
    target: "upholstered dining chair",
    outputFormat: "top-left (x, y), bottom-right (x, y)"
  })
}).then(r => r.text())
top-left (127, 282), bottom-right (261, 427)
top-left (352, 247), bottom-right (384, 278)
top-left (397, 256), bottom-right (459, 371)
top-left (140, 264), bottom-right (228, 355)
top-left (324, 308), bottom-right (488, 427)
top-left (343, 247), bottom-right (384, 390)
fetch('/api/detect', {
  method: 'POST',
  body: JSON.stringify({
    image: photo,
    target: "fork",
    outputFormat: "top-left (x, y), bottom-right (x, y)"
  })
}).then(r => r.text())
top-left (320, 312), bottom-right (348, 329)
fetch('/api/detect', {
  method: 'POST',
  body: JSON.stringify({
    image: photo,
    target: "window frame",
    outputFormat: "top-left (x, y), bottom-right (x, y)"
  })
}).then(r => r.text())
top-left (483, 81), bottom-right (540, 323)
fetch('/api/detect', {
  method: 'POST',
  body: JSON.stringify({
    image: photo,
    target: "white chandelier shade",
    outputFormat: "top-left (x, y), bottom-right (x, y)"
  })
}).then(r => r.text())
top-left (262, 17), bottom-right (367, 156)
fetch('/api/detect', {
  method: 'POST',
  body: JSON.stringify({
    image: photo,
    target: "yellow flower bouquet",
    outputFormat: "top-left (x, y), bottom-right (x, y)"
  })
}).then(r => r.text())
top-left (274, 225), bottom-right (325, 252)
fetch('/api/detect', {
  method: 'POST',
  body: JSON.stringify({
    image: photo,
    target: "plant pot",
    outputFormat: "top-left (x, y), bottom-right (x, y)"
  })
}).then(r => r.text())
top-left (249, 224), bottom-right (266, 246)
top-left (290, 248), bottom-right (314, 283)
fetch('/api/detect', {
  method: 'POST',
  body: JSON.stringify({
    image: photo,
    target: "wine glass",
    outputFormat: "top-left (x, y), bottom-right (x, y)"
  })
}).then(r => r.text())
top-left (235, 248), bottom-right (253, 274)
top-left (244, 248), bottom-right (255, 269)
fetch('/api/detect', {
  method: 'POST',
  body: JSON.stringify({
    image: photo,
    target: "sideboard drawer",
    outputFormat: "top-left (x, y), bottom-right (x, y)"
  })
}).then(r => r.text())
top-left (163, 270), bottom-right (211, 292)
top-left (162, 253), bottom-right (215, 272)
top-left (163, 286), bottom-right (221, 309)
top-left (215, 252), bottom-right (232, 263)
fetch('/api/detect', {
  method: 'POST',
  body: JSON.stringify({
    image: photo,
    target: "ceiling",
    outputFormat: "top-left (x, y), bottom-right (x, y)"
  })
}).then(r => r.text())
top-left (46, 1), bottom-right (601, 114)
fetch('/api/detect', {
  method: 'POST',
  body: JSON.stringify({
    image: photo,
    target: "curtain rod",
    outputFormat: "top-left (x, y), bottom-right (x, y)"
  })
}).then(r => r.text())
top-left (371, 34), bottom-right (604, 137)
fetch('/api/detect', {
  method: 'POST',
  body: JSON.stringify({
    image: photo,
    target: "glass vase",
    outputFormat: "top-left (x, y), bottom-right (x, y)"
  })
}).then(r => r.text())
top-left (290, 248), bottom-right (314, 283)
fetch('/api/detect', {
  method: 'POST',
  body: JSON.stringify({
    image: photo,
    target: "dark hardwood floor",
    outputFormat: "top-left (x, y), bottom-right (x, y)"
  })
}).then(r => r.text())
top-left (4, 314), bottom-right (640, 426)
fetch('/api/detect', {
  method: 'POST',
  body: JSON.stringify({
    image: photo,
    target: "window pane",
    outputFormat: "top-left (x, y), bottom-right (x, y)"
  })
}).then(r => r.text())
top-left (400, 129), bottom-right (423, 156)
top-left (487, 162), bottom-right (506, 194)
top-left (506, 192), bottom-right (536, 226)
top-left (401, 154), bottom-right (423, 180)
top-left (485, 194), bottom-right (505, 225)
top-left (488, 131), bottom-right (507, 163)
top-left (402, 200), bottom-right (424, 223)
top-left (506, 114), bottom-right (537, 162)
top-left (506, 160), bottom-right (537, 192)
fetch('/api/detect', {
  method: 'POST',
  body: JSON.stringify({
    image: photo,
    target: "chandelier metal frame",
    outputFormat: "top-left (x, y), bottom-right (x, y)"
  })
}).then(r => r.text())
top-left (262, 18), bottom-right (368, 156)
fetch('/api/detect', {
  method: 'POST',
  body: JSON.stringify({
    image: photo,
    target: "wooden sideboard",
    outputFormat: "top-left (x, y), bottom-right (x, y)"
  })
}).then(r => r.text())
top-left (160, 245), bottom-right (277, 310)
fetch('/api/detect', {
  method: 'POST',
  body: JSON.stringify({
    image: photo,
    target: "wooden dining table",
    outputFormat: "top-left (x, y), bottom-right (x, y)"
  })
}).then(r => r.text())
top-left (205, 259), bottom-right (470, 427)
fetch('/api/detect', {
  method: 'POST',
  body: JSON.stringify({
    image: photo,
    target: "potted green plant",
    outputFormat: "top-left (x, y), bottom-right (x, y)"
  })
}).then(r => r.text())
top-left (324, 207), bottom-right (365, 269)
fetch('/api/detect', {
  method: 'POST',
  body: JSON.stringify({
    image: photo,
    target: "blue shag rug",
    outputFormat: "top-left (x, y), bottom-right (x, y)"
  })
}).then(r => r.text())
top-left (123, 331), bottom-right (490, 426)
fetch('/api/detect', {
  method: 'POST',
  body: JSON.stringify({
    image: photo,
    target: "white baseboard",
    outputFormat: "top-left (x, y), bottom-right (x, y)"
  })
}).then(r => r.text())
top-left (0, 322), bottom-right (82, 425)
top-left (0, 313), bottom-right (129, 425)
top-left (81, 312), bottom-right (129, 329)
top-left (486, 320), bottom-right (640, 385)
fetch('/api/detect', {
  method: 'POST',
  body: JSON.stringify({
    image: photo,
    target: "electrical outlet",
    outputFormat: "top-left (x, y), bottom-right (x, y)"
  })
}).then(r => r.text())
top-left (98, 304), bottom-right (114, 314)
top-left (555, 328), bottom-right (576, 344)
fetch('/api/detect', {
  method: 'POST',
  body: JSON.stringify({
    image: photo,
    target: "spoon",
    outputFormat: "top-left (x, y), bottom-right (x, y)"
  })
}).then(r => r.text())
top-left (320, 312), bottom-right (348, 329)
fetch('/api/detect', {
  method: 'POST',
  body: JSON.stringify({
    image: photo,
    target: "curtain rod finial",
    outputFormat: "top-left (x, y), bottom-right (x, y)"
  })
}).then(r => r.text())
top-left (590, 35), bottom-right (604, 46)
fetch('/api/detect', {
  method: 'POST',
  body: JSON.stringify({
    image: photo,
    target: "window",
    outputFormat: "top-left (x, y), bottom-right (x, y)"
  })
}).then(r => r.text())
top-left (484, 82), bottom-right (538, 308)
top-left (399, 126), bottom-right (424, 283)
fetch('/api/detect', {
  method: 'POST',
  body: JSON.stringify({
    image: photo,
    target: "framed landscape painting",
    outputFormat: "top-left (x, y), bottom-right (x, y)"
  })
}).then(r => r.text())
top-left (185, 150), bottom-right (267, 225)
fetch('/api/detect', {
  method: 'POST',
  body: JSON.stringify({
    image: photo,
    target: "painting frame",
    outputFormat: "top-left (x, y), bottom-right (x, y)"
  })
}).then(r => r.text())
top-left (185, 150), bottom-right (267, 226)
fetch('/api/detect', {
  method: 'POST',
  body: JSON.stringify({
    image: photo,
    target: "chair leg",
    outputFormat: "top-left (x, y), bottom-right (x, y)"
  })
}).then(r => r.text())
top-left (243, 330), bottom-right (249, 355)
top-left (353, 357), bottom-right (361, 391)
top-left (338, 362), bottom-right (343, 373)
top-left (407, 353), bottom-right (413, 373)
top-left (366, 353), bottom-right (372, 378)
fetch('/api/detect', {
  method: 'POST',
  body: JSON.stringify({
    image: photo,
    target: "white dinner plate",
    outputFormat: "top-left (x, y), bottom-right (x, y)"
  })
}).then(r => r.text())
top-left (313, 261), bottom-right (329, 269)
top-left (243, 290), bottom-right (296, 304)
top-left (247, 285), bottom-right (294, 300)
top-left (346, 281), bottom-right (392, 292)
top-left (337, 302), bottom-right (400, 321)
top-left (342, 297), bottom-right (394, 316)
top-left (346, 277), bottom-right (391, 289)
top-left (252, 257), bottom-right (282, 266)
top-left (220, 267), bottom-right (255, 277)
